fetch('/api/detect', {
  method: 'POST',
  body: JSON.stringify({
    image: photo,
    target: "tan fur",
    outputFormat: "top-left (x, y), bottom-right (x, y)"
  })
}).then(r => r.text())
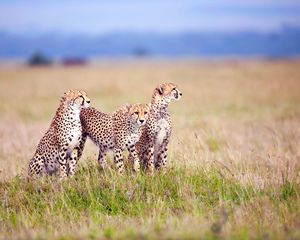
top-left (79, 103), bottom-right (150, 173)
top-left (28, 90), bottom-right (90, 178)
top-left (129, 83), bottom-right (182, 174)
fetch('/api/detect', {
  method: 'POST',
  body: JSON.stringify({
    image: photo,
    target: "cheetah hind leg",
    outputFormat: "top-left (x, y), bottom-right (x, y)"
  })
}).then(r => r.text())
top-left (98, 148), bottom-right (107, 170)
top-left (68, 148), bottom-right (79, 177)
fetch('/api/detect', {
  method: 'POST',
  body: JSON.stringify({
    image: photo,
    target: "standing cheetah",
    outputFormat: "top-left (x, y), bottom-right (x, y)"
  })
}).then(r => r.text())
top-left (28, 90), bottom-right (90, 178)
top-left (79, 103), bottom-right (150, 173)
top-left (130, 83), bottom-right (182, 174)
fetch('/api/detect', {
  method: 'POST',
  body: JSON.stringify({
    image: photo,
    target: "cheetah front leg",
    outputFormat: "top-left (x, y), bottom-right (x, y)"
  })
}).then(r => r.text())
top-left (98, 147), bottom-right (107, 169)
top-left (77, 132), bottom-right (87, 160)
top-left (127, 144), bottom-right (140, 172)
top-left (58, 148), bottom-right (68, 178)
top-left (113, 148), bottom-right (124, 174)
top-left (146, 143), bottom-right (155, 175)
top-left (68, 148), bottom-right (79, 177)
top-left (155, 138), bottom-right (170, 173)
top-left (28, 154), bottom-right (45, 178)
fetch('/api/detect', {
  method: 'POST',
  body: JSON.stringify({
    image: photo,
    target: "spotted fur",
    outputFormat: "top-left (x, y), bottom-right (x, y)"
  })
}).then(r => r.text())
top-left (79, 103), bottom-right (150, 173)
top-left (130, 83), bottom-right (182, 174)
top-left (28, 90), bottom-right (90, 178)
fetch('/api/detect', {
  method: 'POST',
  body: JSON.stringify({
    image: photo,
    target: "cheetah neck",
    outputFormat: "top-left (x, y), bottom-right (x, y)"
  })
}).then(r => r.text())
top-left (150, 98), bottom-right (170, 119)
top-left (55, 102), bottom-right (81, 122)
top-left (68, 103), bottom-right (81, 116)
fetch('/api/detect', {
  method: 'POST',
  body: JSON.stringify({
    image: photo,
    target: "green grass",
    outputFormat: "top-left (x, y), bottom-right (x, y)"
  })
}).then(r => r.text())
top-left (0, 61), bottom-right (300, 239)
top-left (0, 162), bottom-right (299, 239)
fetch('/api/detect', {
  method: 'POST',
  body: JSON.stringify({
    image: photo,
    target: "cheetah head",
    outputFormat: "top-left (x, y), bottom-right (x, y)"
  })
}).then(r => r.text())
top-left (62, 89), bottom-right (90, 109)
top-left (128, 103), bottom-right (150, 127)
top-left (153, 82), bottom-right (182, 104)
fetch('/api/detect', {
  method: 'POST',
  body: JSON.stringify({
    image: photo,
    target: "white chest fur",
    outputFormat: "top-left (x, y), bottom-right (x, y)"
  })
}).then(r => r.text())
top-left (66, 107), bottom-right (82, 150)
top-left (68, 126), bottom-right (81, 150)
top-left (155, 118), bottom-right (169, 147)
top-left (127, 132), bottom-right (140, 145)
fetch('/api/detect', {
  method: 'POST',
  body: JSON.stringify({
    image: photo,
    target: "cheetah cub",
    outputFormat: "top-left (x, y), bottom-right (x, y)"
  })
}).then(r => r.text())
top-left (130, 83), bottom-right (182, 174)
top-left (79, 103), bottom-right (150, 173)
top-left (28, 90), bottom-right (90, 178)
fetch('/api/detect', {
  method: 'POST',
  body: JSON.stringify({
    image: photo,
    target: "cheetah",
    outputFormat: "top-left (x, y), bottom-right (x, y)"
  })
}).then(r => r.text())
top-left (130, 83), bottom-right (182, 174)
top-left (79, 103), bottom-right (150, 173)
top-left (28, 90), bottom-right (90, 178)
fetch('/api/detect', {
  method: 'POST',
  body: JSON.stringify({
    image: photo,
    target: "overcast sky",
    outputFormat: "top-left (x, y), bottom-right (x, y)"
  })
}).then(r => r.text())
top-left (0, 0), bottom-right (300, 34)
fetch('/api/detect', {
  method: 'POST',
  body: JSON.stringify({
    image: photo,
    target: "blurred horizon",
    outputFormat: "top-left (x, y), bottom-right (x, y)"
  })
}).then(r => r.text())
top-left (1, 0), bottom-right (300, 59)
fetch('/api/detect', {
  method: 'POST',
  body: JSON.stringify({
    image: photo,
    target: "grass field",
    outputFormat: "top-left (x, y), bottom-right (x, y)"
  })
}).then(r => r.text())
top-left (0, 60), bottom-right (300, 239)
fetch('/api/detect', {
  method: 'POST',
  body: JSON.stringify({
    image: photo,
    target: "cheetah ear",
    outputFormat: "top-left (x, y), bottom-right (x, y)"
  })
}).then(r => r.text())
top-left (157, 85), bottom-right (164, 95)
top-left (61, 92), bottom-right (67, 102)
top-left (63, 90), bottom-right (74, 101)
top-left (125, 103), bottom-right (132, 112)
top-left (64, 90), bottom-right (72, 96)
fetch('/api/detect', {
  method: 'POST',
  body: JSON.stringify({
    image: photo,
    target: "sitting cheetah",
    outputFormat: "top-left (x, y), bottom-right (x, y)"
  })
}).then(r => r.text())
top-left (28, 90), bottom-right (90, 178)
top-left (79, 103), bottom-right (150, 173)
top-left (130, 83), bottom-right (182, 174)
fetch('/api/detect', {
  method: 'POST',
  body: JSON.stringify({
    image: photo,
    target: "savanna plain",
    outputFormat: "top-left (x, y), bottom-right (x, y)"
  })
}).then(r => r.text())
top-left (0, 60), bottom-right (299, 239)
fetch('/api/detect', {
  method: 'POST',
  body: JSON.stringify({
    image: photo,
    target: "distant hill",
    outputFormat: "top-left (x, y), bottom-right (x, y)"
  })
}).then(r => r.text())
top-left (1, 26), bottom-right (300, 59)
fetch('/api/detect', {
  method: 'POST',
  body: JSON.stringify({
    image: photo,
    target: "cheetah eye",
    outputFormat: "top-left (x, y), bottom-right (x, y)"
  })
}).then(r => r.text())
top-left (172, 87), bottom-right (176, 91)
top-left (134, 111), bottom-right (139, 115)
top-left (144, 112), bottom-right (148, 115)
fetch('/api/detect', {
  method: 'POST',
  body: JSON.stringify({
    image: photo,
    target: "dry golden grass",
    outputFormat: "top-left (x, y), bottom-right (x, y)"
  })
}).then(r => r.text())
top-left (1, 60), bottom-right (299, 184)
top-left (0, 60), bottom-right (299, 239)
